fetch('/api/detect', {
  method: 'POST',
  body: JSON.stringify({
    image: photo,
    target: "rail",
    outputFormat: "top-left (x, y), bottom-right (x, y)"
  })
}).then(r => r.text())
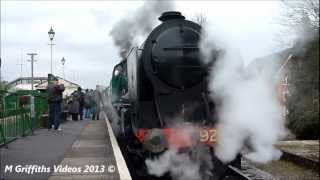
top-left (0, 90), bottom-right (48, 146)
top-left (0, 108), bottom-right (34, 146)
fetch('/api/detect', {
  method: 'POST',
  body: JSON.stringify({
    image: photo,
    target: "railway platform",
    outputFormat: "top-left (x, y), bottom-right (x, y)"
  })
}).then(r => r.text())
top-left (0, 114), bottom-right (131, 180)
top-left (276, 140), bottom-right (319, 170)
top-left (276, 140), bottom-right (319, 162)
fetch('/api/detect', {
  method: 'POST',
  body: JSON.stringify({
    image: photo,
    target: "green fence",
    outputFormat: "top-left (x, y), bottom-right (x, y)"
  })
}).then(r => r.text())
top-left (0, 90), bottom-right (47, 146)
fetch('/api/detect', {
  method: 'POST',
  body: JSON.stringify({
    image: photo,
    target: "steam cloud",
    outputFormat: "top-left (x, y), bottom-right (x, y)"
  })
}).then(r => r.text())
top-left (110, 1), bottom-right (174, 58)
top-left (144, 120), bottom-right (215, 180)
top-left (146, 146), bottom-right (214, 180)
top-left (96, 86), bottom-right (121, 136)
top-left (200, 22), bottom-right (286, 163)
top-left (146, 150), bottom-right (201, 180)
top-left (146, 20), bottom-right (288, 180)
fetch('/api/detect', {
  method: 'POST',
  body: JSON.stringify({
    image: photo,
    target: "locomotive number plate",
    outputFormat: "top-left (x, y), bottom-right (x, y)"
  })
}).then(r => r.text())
top-left (199, 128), bottom-right (217, 144)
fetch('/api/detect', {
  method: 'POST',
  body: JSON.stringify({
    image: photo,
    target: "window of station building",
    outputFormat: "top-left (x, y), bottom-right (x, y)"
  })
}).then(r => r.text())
top-left (21, 79), bottom-right (28, 84)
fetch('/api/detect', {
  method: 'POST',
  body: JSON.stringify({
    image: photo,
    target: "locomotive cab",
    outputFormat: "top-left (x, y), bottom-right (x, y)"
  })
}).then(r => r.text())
top-left (110, 61), bottom-right (128, 104)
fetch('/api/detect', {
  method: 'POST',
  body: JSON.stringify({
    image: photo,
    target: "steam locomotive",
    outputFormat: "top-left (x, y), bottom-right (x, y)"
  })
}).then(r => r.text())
top-left (109, 11), bottom-right (240, 179)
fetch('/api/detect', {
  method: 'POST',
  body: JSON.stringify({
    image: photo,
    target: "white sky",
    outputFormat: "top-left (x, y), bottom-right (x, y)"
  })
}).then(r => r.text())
top-left (0, 0), bottom-right (289, 88)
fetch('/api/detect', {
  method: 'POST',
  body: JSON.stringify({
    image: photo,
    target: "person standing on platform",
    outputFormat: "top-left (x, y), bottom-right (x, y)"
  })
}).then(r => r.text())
top-left (76, 87), bottom-right (85, 120)
top-left (92, 87), bottom-right (101, 120)
top-left (47, 77), bottom-right (65, 131)
top-left (84, 89), bottom-right (92, 119)
top-left (89, 89), bottom-right (96, 120)
top-left (68, 91), bottom-right (80, 121)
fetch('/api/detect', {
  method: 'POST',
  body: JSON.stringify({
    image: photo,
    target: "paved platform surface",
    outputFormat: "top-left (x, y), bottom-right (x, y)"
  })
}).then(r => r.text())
top-left (0, 120), bottom-right (87, 180)
top-left (0, 113), bottom-right (131, 180)
top-left (49, 120), bottom-right (120, 180)
top-left (276, 140), bottom-right (319, 162)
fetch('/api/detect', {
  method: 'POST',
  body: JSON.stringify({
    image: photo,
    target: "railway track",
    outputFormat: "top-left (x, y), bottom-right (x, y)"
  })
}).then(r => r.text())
top-left (225, 159), bottom-right (275, 180)
top-left (124, 156), bottom-right (276, 180)
top-left (281, 150), bottom-right (319, 170)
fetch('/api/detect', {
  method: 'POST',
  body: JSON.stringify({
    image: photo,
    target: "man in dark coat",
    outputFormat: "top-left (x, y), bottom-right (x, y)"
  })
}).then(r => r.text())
top-left (47, 77), bottom-right (65, 130)
top-left (75, 87), bottom-right (85, 120)
top-left (92, 87), bottom-right (101, 120)
top-left (84, 89), bottom-right (92, 119)
top-left (68, 91), bottom-right (80, 121)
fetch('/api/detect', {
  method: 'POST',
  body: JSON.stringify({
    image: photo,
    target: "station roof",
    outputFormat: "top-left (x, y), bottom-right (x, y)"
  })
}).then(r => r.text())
top-left (8, 76), bottom-right (80, 91)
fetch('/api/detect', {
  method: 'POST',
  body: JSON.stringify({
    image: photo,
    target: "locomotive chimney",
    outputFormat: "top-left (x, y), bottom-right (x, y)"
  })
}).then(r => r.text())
top-left (159, 11), bottom-right (185, 22)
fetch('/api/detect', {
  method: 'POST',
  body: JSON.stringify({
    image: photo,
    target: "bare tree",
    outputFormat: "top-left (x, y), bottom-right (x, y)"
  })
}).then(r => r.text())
top-left (281, 0), bottom-right (319, 32)
top-left (280, 0), bottom-right (319, 139)
top-left (275, 0), bottom-right (319, 49)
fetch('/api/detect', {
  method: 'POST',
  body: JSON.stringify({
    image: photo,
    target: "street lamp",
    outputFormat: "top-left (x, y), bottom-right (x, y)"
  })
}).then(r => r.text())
top-left (48, 27), bottom-right (55, 74)
top-left (61, 57), bottom-right (66, 79)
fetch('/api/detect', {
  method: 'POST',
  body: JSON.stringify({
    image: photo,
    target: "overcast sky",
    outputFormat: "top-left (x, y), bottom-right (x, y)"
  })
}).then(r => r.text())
top-left (0, 0), bottom-right (289, 89)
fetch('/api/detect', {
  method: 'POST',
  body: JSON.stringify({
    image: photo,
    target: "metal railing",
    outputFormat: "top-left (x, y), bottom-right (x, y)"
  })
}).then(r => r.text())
top-left (0, 108), bottom-right (33, 145)
top-left (0, 90), bottom-right (47, 146)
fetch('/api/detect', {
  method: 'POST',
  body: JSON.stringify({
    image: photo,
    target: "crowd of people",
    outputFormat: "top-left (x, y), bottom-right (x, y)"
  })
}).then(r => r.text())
top-left (67, 87), bottom-right (101, 121)
top-left (47, 77), bottom-right (101, 131)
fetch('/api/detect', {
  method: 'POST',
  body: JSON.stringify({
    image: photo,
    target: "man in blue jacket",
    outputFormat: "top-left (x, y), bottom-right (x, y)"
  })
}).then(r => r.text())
top-left (47, 77), bottom-right (65, 131)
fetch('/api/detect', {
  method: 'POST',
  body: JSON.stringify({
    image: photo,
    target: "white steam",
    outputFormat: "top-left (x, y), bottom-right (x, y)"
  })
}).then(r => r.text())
top-left (146, 150), bottom-right (201, 180)
top-left (96, 86), bottom-right (120, 136)
top-left (200, 22), bottom-right (286, 164)
top-left (110, 1), bottom-right (174, 58)
top-left (146, 146), bottom-right (213, 180)
top-left (144, 123), bottom-right (214, 180)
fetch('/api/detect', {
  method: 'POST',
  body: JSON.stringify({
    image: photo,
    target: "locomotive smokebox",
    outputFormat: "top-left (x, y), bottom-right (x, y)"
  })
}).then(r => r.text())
top-left (148, 11), bottom-right (205, 89)
top-left (159, 11), bottom-right (185, 22)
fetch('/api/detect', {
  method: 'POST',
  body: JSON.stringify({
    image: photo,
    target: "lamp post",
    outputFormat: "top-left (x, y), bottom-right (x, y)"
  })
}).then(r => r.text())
top-left (0, 57), bottom-right (2, 87)
top-left (48, 27), bottom-right (55, 74)
top-left (61, 57), bottom-right (66, 79)
top-left (27, 53), bottom-right (37, 135)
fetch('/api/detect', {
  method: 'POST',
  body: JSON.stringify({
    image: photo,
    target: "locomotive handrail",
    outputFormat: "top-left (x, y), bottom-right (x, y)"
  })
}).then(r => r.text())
top-left (125, 47), bottom-right (137, 59)
top-left (202, 92), bottom-right (212, 123)
top-left (153, 96), bottom-right (165, 127)
top-left (163, 46), bottom-right (199, 51)
top-left (175, 65), bottom-right (203, 68)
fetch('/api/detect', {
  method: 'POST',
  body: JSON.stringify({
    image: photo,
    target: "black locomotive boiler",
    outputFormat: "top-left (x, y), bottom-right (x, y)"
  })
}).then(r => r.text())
top-left (109, 11), bottom-right (240, 179)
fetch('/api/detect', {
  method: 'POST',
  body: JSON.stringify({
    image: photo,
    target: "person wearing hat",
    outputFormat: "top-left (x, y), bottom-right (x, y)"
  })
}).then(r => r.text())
top-left (47, 77), bottom-right (65, 131)
top-left (75, 87), bottom-right (85, 120)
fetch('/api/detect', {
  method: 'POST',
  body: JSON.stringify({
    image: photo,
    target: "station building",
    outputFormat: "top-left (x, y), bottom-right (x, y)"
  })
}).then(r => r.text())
top-left (7, 76), bottom-right (80, 97)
